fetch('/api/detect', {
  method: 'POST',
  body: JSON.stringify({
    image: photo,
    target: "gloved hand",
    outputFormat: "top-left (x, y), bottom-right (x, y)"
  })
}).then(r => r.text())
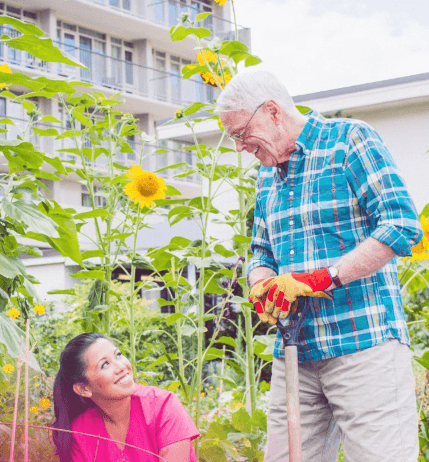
top-left (249, 269), bottom-right (333, 324)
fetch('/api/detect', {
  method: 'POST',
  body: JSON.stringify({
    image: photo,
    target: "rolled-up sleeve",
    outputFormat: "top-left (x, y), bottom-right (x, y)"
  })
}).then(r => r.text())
top-left (344, 124), bottom-right (422, 257)
top-left (247, 182), bottom-right (279, 278)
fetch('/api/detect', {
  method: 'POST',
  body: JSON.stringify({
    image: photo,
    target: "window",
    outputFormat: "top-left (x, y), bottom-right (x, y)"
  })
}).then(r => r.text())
top-left (171, 56), bottom-right (181, 104)
top-left (125, 50), bottom-right (133, 85)
top-left (111, 45), bottom-right (122, 88)
top-left (154, 51), bottom-right (167, 101)
top-left (81, 186), bottom-right (106, 208)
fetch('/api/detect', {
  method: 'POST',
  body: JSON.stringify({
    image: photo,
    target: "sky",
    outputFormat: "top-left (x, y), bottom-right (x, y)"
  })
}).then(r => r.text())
top-left (233, 0), bottom-right (429, 96)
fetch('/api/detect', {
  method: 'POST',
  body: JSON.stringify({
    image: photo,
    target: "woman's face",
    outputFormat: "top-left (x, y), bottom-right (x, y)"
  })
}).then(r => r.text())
top-left (78, 338), bottom-right (135, 400)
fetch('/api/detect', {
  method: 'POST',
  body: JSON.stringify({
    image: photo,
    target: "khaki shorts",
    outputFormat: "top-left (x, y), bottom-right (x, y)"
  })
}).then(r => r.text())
top-left (265, 339), bottom-right (418, 462)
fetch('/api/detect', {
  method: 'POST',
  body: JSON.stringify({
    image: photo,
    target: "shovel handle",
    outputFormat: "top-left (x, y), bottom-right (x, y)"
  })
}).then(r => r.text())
top-left (284, 345), bottom-right (303, 462)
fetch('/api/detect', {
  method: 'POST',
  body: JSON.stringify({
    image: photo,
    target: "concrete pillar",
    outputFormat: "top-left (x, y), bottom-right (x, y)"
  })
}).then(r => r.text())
top-left (38, 9), bottom-right (57, 38)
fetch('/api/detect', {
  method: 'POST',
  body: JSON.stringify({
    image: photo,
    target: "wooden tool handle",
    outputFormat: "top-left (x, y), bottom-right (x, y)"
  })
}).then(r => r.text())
top-left (284, 345), bottom-right (303, 462)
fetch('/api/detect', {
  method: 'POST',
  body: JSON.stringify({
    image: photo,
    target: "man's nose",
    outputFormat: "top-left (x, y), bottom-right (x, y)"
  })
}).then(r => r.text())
top-left (234, 139), bottom-right (246, 152)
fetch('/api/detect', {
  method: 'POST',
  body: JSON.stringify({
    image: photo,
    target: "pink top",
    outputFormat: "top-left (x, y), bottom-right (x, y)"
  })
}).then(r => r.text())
top-left (71, 384), bottom-right (199, 462)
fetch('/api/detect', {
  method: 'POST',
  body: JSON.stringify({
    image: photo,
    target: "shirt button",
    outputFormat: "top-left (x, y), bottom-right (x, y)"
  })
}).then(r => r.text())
top-left (289, 191), bottom-right (294, 196)
top-left (289, 220), bottom-right (293, 225)
top-left (290, 250), bottom-right (295, 255)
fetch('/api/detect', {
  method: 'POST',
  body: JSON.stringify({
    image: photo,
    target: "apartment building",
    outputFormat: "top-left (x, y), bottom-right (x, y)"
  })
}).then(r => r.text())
top-left (0, 0), bottom-right (248, 302)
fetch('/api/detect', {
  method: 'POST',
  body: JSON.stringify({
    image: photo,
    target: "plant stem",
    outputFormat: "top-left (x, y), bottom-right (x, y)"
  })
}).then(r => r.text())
top-left (130, 206), bottom-right (142, 368)
top-left (237, 151), bottom-right (257, 414)
top-left (230, 0), bottom-right (239, 41)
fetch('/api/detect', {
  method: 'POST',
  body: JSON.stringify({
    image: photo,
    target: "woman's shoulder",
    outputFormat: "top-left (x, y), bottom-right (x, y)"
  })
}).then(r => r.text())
top-left (132, 383), bottom-right (174, 402)
top-left (71, 406), bottom-right (101, 432)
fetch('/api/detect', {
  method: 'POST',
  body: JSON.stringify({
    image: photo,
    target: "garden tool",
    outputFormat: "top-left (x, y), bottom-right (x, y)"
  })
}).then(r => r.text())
top-left (276, 298), bottom-right (311, 462)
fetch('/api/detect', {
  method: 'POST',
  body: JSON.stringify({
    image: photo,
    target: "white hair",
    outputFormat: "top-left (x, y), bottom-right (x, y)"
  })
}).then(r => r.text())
top-left (216, 71), bottom-right (300, 116)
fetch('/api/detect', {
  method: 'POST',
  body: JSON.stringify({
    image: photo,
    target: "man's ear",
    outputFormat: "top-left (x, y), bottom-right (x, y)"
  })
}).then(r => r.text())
top-left (265, 100), bottom-right (282, 123)
top-left (73, 382), bottom-right (92, 398)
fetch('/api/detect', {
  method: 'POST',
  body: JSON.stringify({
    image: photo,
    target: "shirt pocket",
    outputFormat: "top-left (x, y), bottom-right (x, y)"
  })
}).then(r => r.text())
top-left (309, 175), bottom-right (353, 226)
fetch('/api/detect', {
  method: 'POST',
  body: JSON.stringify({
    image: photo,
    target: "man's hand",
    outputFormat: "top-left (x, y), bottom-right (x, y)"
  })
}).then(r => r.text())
top-left (249, 269), bottom-right (333, 324)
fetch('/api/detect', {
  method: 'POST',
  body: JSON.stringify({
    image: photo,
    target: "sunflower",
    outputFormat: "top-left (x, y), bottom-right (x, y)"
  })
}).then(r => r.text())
top-left (189, 49), bottom-right (232, 89)
top-left (0, 63), bottom-right (12, 90)
top-left (214, 0), bottom-right (228, 5)
top-left (124, 165), bottom-right (166, 208)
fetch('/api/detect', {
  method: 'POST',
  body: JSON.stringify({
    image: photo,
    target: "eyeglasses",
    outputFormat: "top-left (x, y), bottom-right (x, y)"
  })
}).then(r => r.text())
top-left (228, 102), bottom-right (265, 142)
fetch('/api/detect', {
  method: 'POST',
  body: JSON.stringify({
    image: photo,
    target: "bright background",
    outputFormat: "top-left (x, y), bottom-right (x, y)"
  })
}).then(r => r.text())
top-left (234, 0), bottom-right (429, 95)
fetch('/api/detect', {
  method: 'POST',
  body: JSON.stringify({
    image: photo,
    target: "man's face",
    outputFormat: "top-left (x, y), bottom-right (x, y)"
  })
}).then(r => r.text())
top-left (220, 105), bottom-right (284, 167)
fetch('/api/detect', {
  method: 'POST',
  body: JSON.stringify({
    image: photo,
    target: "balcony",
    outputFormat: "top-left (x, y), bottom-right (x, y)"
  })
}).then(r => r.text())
top-left (0, 38), bottom-right (215, 109)
top-left (87, 0), bottom-right (249, 45)
top-left (0, 116), bottom-right (199, 186)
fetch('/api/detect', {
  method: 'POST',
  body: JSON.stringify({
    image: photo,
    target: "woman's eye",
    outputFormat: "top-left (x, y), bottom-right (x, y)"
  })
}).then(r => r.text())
top-left (101, 361), bottom-right (108, 369)
top-left (117, 351), bottom-right (122, 358)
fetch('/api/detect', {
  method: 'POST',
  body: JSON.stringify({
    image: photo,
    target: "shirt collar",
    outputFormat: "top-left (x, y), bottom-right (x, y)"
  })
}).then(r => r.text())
top-left (273, 109), bottom-right (325, 179)
top-left (295, 109), bottom-right (325, 154)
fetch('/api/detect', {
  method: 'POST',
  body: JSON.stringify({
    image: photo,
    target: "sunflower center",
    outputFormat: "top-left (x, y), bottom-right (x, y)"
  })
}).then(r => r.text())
top-left (135, 173), bottom-right (159, 197)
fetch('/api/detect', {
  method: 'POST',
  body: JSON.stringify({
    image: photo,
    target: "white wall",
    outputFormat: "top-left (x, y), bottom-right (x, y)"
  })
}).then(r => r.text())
top-left (350, 101), bottom-right (429, 213)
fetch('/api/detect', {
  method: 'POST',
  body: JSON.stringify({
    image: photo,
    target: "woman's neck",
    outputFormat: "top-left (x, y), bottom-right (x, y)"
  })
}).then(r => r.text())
top-left (96, 396), bottom-right (131, 426)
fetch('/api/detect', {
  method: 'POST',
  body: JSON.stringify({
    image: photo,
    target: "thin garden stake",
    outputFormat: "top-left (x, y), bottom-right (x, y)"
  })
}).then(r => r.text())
top-left (24, 319), bottom-right (30, 462)
top-left (9, 337), bottom-right (23, 462)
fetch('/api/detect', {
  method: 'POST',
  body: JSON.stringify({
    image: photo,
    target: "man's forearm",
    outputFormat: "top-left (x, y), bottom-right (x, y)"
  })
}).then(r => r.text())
top-left (329, 237), bottom-right (396, 289)
top-left (248, 267), bottom-right (277, 288)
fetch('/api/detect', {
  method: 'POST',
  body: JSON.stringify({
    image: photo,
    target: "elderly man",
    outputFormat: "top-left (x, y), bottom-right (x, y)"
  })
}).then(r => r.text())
top-left (217, 71), bottom-right (422, 462)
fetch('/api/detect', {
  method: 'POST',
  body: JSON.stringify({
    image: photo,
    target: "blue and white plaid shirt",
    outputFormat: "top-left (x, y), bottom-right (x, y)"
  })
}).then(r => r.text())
top-left (247, 110), bottom-right (422, 363)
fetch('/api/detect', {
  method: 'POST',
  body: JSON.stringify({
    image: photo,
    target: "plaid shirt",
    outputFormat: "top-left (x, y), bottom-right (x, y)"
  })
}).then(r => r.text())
top-left (247, 110), bottom-right (422, 363)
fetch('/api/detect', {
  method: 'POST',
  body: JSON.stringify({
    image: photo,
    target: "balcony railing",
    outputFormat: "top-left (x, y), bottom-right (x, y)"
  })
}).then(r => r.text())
top-left (0, 37), bottom-right (215, 106)
top-left (88, 0), bottom-right (249, 45)
top-left (0, 116), bottom-right (198, 184)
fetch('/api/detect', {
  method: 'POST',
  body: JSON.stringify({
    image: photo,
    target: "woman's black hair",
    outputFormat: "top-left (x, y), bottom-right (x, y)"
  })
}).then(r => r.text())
top-left (52, 332), bottom-right (113, 462)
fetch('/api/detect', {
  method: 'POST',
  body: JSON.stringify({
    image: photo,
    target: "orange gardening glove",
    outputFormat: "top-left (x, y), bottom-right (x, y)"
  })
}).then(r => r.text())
top-left (249, 269), bottom-right (333, 325)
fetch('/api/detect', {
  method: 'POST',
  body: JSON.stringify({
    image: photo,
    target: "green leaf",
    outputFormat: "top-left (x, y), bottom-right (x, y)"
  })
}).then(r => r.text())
top-left (244, 54), bottom-right (262, 67)
top-left (1, 35), bottom-right (88, 69)
top-left (32, 127), bottom-right (59, 137)
top-left (214, 244), bottom-right (236, 258)
top-left (296, 105), bottom-right (311, 115)
top-left (0, 254), bottom-right (27, 279)
top-left (170, 25), bottom-right (212, 42)
top-left (205, 347), bottom-right (225, 360)
top-left (81, 250), bottom-right (105, 260)
top-left (181, 324), bottom-right (196, 336)
top-left (0, 313), bottom-right (41, 372)
top-left (219, 41), bottom-right (249, 55)
top-left (166, 312), bottom-right (188, 325)
top-left (184, 102), bottom-right (213, 117)
top-left (250, 409), bottom-right (267, 432)
top-left (195, 12), bottom-right (212, 22)
top-left (155, 162), bottom-right (188, 173)
top-left (39, 115), bottom-right (63, 124)
top-left (414, 351), bottom-right (429, 370)
top-left (0, 118), bottom-right (15, 125)
top-left (2, 199), bottom-right (58, 238)
top-left (0, 16), bottom-right (43, 36)
top-left (165, 185), bottom-right (182, 196)
top-left (74, 209), bottom-right (111, 220)
top-left (70, 270), bottom-right (106, 280)
top-left (43, 155), bottom-right (67, 175)
top-left (232, 234), bottom-right (251, 245)
top-left (215, 336), bottom-right (237, 348)
top-left (47, 289), bottom-right (76, 295)
top-left (212, 375), bottom-right (237, 388)
top-left (231, 407), bottom-right (251, 433)
top-left (253, 335), bottom-right (276, 361)
top-left (181, 64), bottom-right (207, 80)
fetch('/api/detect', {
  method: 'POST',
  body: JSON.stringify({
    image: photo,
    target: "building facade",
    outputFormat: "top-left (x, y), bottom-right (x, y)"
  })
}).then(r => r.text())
top-left (0, 0), bottom-right (244, 302)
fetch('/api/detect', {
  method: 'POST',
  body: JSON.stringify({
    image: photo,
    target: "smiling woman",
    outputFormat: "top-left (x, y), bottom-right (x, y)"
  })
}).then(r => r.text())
top-left (52, 333), bottom-right (199, 462)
